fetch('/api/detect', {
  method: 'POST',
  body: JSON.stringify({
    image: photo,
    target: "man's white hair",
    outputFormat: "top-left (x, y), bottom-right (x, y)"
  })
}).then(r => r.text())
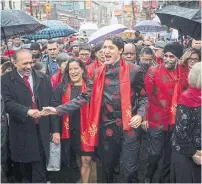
top-left (188, 62), bottom-right (201, 89)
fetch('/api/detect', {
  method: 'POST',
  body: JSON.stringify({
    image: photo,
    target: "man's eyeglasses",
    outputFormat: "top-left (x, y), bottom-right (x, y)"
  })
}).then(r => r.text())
top-left (164, 54), bottom-right (176, 59)
top-left (79, 53), bottom-right (90, 57)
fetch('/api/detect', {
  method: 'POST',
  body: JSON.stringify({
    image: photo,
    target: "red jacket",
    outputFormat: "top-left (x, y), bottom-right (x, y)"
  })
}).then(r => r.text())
top-left (144, 64), bottom-right (189, 130)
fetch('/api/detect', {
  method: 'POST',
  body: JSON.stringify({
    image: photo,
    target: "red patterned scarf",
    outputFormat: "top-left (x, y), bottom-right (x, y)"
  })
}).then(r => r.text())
top-left (62, 81), bottom-right (93, 152)
top-left (81, 59), bottom-right (132, 150)
top-left (178, 87), bottom-right (201, 107)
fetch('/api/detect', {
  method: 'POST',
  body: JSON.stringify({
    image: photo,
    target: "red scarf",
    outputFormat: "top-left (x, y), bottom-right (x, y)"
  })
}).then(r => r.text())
top-left (178, 87), bottom-right (201, 107)
top-left (81, 59), bottom-right (132, 149)
top-left (62, 81), bottom-right (94, 152)
top-left (51, 70), bottom-right (62, 90)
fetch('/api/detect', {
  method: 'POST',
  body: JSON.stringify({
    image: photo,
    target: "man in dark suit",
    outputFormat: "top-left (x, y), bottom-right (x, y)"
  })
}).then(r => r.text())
top-left (1, 49), bottom-right (52, 183)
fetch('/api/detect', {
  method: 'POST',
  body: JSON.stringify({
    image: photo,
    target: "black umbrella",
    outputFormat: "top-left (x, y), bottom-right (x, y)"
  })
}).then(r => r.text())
top-left (1, 9), bottom-right (46, 39)
top-left (156, 5), bottom-right (201, 40)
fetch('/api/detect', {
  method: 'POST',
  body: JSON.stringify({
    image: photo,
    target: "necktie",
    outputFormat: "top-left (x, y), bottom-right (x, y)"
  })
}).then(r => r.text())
top-left (23, 76), bottom-right (38, 124)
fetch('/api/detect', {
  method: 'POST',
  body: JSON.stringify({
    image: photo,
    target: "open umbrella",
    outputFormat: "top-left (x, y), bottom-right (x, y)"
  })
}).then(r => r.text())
top-left (24, 20), bottom-right (76, 40)
top-left (88, 24), bottom-right (127, 45)
top-left (1, 9), bottom-right (46, 39)
top-left (133, 20), bottom-right (165, 33)
top-left (156, 5), bottom-right (201, 40)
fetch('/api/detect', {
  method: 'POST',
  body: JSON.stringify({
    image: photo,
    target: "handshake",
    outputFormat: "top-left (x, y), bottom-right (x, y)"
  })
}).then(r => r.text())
top-left (27, 107), bottom-right (57, 118)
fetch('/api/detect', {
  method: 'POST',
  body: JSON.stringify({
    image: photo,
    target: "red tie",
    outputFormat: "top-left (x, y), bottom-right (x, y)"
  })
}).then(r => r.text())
top-left (23, 76), bottom-right (38, 124)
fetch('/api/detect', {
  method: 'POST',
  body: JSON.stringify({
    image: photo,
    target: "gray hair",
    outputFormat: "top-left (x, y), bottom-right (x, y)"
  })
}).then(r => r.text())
top-left (188, 62), bottom-right (201, 89)
top-left (13, 49), bottom-right (32, 62)
top-left (56, 52), bottom-right (72, 66)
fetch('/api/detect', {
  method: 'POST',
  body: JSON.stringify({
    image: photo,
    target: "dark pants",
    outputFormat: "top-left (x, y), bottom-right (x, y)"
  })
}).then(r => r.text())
top-left (145, 126), bottom-right (173, 183)
top-left (15, 126), bottom-right (47, 183)
top-left (96, 124), bottom-right (142, 183)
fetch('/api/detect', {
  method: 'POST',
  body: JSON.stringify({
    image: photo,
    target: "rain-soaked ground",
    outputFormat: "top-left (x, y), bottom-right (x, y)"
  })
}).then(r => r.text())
top-left (47, 134), bottom-right (163, 183)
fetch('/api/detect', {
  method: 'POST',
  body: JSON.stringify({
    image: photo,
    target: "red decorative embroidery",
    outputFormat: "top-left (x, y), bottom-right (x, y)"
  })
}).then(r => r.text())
top-left (111, 68), bottom-right (116, 73)
top-left (127, 129), bottom-right (135, 136)
top-left (102, 115), bottom-right (109, 122)
top-left (106, 104), bottom-right (113, 112)
top-left (77, 99), bottom-right (86, 104)
top-left (160, 99), bottom-right (167, 108)
top-left (113, 92), bottom-right (120, 99)
top-left (106, 128), bottom-right (113, 136)
top-left (140, 88), bottom-right (146, 95)
top-left (116, 118), bottom-right (123, 126)
top-left (105, 78), bottom-right (111, 85)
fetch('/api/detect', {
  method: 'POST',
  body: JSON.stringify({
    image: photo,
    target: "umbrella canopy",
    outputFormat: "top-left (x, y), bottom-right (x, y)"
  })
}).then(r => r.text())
top-left (88, 24), bottom-right (127, 44)
top-left (133, 20), bottom-right (165, 33)
top-left (1, 9), bottom-right (46, 39)
top-left (156, 5), bottom-right (201, 40)
top-left (24, 20), bottom-right (76, 40)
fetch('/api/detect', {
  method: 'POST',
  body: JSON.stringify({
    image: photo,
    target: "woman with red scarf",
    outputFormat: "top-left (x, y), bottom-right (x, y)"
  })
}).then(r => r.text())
top-left (87, 42), bottom-right (105, 79)
top-left (171, 62), bottom-right (201, 183)
top-left (50, 58), bottom-right (93, 183)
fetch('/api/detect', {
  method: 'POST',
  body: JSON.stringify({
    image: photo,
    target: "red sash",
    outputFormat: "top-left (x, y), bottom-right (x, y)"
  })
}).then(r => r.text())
top-left (62, 81), bottom-right (93, 152)
top-left (81, 59), bottom-right (132, 149)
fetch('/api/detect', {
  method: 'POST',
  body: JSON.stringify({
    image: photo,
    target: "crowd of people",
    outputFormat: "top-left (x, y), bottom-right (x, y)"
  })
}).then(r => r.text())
top-left (0, 32), bottom-right (201, 183)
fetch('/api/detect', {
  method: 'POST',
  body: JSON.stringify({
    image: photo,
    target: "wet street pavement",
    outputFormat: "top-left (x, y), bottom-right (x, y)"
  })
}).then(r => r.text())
top-left (47, 134), bottom-right (162, 183)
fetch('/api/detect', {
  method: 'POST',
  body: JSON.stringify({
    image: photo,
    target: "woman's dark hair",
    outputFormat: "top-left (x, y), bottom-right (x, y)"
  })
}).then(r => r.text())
top-left (61, 57), bottom-right (88, 94)
top-left (1, 61), bottom-right (13, 74)
top-left (94, 42), bottom-right (103, 53)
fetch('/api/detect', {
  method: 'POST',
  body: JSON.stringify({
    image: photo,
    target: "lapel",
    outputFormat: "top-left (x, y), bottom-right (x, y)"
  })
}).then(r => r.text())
top-left (32, 70), bottom-right (44, 109)
top-left (10, 69), bottom-right (29, 89)
top-left (32, 69), bottom-right (44, 92)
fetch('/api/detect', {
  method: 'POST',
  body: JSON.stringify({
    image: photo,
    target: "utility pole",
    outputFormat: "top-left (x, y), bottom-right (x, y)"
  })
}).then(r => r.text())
top-left (30, 0), bottom-right (33, 16)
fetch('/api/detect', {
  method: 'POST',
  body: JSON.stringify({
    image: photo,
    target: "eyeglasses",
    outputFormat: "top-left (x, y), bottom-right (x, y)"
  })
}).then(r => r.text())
top-left (164, 54), bottom-right (176, 59)
top-left (187, 58), bottom-right (199, 63)
top-left (79, 53), bottom-right (90, 57)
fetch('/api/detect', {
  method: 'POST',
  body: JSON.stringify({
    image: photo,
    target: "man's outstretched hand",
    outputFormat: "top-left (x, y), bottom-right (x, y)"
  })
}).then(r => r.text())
top-left (40, 107), bottom-right (57, 116)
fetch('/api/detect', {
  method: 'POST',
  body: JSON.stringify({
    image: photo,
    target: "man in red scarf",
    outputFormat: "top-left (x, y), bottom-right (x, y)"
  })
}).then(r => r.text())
top-left (144, 42), bottom-right (189, 183)
top-left (42, 35), bottom-right (148, 183)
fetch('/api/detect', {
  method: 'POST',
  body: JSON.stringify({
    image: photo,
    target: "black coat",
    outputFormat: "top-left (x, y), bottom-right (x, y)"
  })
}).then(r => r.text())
top-left (1, 69), bottom-right (53, 163)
